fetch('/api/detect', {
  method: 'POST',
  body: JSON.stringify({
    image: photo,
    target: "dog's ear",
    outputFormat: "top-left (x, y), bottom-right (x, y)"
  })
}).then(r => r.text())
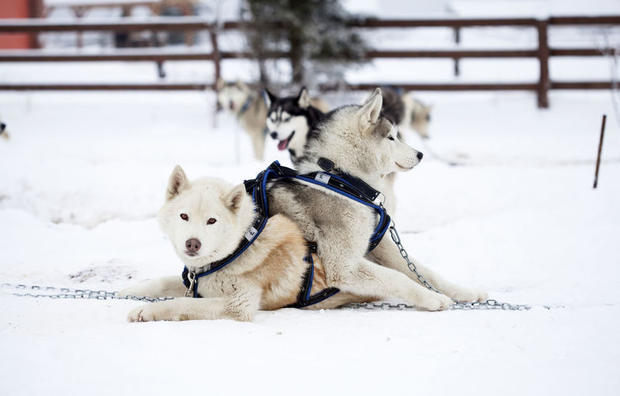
top-left (225, 184), bottom-right (246, 213)
top-left (216, 78), bottom-right (225, 91)
top-left (166, 165), bottom-right (189, 201)
top-left (297, 87), bottom-right (310, 109)
top-left (264, 89), bottom-right (277, 108)
top-left (357, 88), bottom-right (383, 133)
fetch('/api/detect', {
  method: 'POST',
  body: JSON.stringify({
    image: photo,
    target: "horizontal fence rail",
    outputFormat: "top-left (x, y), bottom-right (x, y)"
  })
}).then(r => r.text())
top-left (0, 16), bottom-right (618, 107)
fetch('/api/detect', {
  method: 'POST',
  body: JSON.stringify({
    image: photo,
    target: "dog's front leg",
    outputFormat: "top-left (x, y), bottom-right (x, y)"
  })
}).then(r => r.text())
top-left (368, 236), bottom-right (487, 303)
top-left (118, 276), bottom-right (187, 298)
top-left (127, 287), bottom-right (262, 322)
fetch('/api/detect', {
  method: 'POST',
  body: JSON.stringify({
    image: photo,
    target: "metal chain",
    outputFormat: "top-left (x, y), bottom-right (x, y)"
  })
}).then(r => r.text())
top-left (379, 211), bottom-right (531, 311)
top-left (0, 283), bottom-right (173, 303)
top-left (342, 299), bottom-right (530, 311)
top-left (387, 221), bottom-right (442, 294)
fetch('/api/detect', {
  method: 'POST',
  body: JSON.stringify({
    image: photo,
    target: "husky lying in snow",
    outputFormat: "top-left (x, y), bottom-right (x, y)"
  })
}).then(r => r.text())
top-left (265, 88), bottom-right (486, 310)
top-left (120, 166), bottom-right (378, 322)
top-left (0, 119), bottom-right (9, 140)
top-left (265, 87), bottom-right (329, 165)
top-left (122, 88), bottom-right (485, 321)
top-left (216, 79), bottom-right (269, 161)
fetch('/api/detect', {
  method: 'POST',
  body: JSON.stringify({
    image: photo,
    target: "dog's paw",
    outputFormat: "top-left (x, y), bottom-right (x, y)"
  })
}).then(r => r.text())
top-left (448, 288), bottom-right (488, 303)
top-left (127, 304), bottom-right (170, 322)
top-left (417, 292), bottom-right (453, 311)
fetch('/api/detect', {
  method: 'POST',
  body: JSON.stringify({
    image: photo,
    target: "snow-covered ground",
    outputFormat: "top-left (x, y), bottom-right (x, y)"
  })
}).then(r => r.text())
top-left (1, 88), bottom-right (619, 395)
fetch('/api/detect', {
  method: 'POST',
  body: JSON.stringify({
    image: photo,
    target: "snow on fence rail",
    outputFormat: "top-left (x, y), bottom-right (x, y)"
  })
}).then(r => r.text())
top-left (0, 16), bottom-right (618, 108)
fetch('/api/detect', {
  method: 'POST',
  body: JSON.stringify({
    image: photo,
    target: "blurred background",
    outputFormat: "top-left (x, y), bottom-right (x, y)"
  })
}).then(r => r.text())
top-left (1, 2), bottom-right (620, 395)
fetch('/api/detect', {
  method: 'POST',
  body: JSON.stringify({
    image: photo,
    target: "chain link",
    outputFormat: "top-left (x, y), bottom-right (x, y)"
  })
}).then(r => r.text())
top-left (380, 211), bottom-right (531, 311)
top-left (0, 283), bottom-right (173, 303)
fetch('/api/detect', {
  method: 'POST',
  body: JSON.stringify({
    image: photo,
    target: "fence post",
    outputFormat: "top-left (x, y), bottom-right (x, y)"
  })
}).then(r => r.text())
top-left (29, 0), bottom-right (45, 48)
top-left (536, 19), bottom-right (550, 108)
top-left (453, 27), bottom-right (461, 76)
top-left (209, 26), bottom-right (221, 127)
top-left (72, 6), bottom-right (87, 48)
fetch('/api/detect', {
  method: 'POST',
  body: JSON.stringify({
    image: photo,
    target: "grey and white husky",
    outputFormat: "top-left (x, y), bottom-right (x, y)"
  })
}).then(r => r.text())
top-left (265, 88), bottom-right (486, 310)
top-left (216, 79), bottom-right (268, 161)
top-left (265, 87), bottom-right (329, 164)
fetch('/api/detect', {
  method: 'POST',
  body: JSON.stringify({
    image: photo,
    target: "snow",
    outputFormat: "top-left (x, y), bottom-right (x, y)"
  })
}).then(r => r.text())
top-left (1, 88), bottom-right (619, 396)
top-left (2, 2), bottom-right (620, 395)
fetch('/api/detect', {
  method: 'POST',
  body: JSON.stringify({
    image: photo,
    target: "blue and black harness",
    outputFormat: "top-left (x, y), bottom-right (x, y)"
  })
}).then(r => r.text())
top-left (182, 159), bottom-right (391, 308)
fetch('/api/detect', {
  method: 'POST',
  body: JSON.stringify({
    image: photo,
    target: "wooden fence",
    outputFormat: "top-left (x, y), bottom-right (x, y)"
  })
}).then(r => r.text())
top-left (0, 15), bottom-right (618, 108)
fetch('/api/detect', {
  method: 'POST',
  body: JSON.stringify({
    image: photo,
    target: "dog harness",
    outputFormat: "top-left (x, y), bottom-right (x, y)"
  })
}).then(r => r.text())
top-left (182, 160), bottom-right (391, 307)
top-left (238, 90), bottom-right (270, 118)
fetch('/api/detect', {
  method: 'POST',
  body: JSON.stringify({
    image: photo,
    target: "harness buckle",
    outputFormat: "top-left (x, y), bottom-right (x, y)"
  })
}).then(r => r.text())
top-left (373, 192), bottom-right (386, 206)
top-left (184, 270), bottom-right (197, 297)
top-left (318, 157), bottom-right (335, 172)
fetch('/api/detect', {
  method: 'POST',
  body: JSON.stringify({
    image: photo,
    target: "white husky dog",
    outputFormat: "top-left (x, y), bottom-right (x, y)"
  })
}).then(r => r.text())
top-left (265, 88), bottom-right (486, 310)
top-left (216, 79), bottom-right (268, 161)
top-left (120, 167), bottom-right (382, 322)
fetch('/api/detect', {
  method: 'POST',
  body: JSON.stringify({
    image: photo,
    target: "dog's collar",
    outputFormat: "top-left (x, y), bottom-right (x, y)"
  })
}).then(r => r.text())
top-left (316, 157), bottom-right (384, 205)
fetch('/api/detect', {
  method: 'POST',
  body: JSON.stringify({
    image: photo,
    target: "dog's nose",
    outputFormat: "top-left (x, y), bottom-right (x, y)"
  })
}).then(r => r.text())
top-left (270, 132), bottom-right (278, 139)
top-left (0, 123), bottom-right (5, 131)
top-left (417, 152), bottom-right (424, 160)
top-left (185, 238), bottom-right (201, 253)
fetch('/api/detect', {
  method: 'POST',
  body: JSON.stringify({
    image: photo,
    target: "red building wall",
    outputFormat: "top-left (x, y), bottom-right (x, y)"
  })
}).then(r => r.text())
top-left (0, 0), bottom-right (33, 49)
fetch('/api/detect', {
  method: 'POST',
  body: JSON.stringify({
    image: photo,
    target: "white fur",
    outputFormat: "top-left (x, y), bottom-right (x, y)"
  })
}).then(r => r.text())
top-left (158, 167), bottom-right (256, 270)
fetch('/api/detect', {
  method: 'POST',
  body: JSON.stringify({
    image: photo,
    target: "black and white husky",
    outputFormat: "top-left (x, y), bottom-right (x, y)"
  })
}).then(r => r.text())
top-left (265, 87), bottom-right (329, 164)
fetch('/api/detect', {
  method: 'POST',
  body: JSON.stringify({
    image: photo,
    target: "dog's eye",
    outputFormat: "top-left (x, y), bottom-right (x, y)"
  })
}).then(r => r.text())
top-left (388, 136), bottom-right (395, 141)
top-left (283, 117), bottom-right (291, 123)
top-left (206, 218), bottom-right (217, 225)
top-left (180, 213), bottom-right (189, 221)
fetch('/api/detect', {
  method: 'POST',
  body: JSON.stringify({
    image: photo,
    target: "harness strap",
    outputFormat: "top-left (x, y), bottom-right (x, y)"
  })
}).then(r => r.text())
top-left (182, 160), bottom-right (390, 305)
top-left (287, 242), bottom-right (340, 308)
